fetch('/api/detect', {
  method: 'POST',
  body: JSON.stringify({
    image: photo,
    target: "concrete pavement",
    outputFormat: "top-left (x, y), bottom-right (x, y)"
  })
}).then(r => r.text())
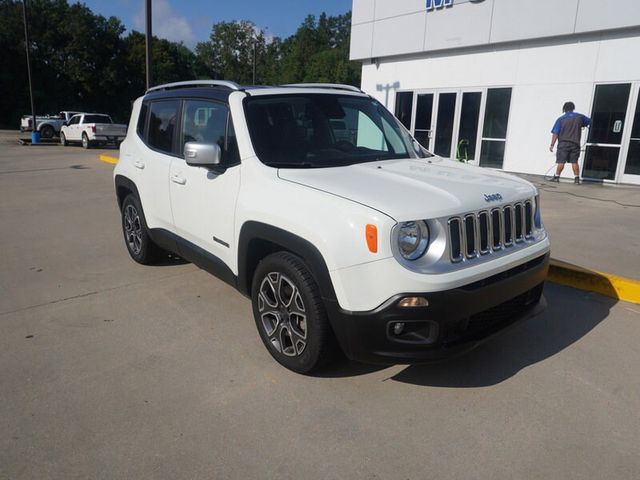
top-left (520, 173), bottom-right (640, 280)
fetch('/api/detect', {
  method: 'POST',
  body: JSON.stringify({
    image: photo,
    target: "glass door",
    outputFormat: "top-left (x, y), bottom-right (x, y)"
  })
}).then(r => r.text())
top-left (620, 86), bottom-right (640, 185)
top-left (456, 91), bottom-right (482, 162)
top-left (433, 92), bottom-right (458, 158)
top-left (583, 84), bottom-right (631, 181)
top-left (414, 93), bottom-right (435, 151)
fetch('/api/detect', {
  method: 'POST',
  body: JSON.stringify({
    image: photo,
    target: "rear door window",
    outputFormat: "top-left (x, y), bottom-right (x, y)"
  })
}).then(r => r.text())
top-left (148, 100), bottom-right (179, 154)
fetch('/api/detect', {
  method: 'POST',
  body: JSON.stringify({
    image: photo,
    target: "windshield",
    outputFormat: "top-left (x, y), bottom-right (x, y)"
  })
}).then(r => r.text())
top-left (84, 114), bottom-right (112, 124)
top-left (244, 94), bottom-right (431, 168)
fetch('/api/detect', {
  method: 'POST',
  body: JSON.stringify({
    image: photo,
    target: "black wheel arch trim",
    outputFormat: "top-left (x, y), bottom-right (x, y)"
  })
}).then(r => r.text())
top-left (114, 175), bottom-right (141, 210)
top-left (237, 221), bottom-right (338, 303)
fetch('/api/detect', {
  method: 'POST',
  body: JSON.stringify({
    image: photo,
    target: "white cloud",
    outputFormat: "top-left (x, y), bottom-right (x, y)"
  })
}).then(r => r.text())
top-left (134, 0), bottom-right (197, 47)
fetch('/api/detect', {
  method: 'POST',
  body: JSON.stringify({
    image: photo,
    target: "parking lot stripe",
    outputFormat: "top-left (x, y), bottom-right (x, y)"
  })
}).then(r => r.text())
top-left (99, 154), bottom-right (118, 165)
top-left (548, 259), bottom-right (640, 305)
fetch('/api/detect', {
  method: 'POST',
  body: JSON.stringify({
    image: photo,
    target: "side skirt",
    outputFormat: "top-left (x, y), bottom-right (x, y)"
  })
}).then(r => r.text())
top-left (149, 228), bottom-right (238, 290)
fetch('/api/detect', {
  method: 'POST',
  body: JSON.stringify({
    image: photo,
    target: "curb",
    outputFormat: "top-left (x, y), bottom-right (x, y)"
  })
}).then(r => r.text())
top-left (99, 154), bottom-right (118, 165)
top-left (548, 259), bottom-right (640, 305)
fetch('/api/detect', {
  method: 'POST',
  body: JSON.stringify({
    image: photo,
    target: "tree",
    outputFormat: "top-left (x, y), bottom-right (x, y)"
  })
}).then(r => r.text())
top-left (196, 20), bottom-right (269, 84)
top-left (0, 0), bottom-right (203, 126)
top-left (195, 12), bottom-right (361, 87)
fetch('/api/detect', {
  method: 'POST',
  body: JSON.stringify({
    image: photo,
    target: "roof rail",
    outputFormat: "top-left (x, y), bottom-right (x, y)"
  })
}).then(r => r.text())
top-left (146, 80), bottom-right (241, 94)
top-left (282, 83), bottom-right (363, 93)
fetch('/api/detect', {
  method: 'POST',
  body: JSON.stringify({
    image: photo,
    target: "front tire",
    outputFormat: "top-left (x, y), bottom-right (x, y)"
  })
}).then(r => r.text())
top-left (251, 252), bottom-right (338, 374)
top-left (82, 133), bottom-right (91, 149)
top-left (121, 194), bottom-right (163, 264)
top-left (60, 132), bottom-right (67, 146)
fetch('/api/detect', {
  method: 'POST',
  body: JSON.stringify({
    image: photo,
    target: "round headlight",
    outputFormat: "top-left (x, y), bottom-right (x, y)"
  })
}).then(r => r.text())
top-left (397, 221), bottom-right (429, 260)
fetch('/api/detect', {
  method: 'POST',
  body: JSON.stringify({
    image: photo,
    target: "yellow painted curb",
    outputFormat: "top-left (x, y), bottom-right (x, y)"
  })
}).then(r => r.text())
top-left (99, 154), bottom-right (118, 165)
top-left (548, 259), bottom-right (640, 305)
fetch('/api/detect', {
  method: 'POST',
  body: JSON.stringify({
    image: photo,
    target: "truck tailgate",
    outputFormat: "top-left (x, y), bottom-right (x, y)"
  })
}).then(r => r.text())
top-left (95, 124), bottom-right (127, 136)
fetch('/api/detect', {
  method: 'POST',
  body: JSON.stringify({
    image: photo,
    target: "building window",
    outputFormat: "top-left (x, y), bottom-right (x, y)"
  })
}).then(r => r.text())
top-left (480, 88), bottom-right (512, 168)
top-left (395, 92), bottom-right (414, 130)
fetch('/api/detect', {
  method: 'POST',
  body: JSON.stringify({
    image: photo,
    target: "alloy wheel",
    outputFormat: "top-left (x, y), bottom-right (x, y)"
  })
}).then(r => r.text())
top-left (258, 272), bottom-right (307, 357)
top-left (123, 204), bottom-right (143, 255)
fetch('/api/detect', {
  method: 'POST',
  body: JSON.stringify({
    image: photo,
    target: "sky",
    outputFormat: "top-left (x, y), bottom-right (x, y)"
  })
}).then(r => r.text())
top-left (79, 0), bottom-right (353, 48)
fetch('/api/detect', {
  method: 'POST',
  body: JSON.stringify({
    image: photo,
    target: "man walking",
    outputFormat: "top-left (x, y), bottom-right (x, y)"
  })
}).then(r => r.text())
top-left (549, 102), bottom-right (591, 184)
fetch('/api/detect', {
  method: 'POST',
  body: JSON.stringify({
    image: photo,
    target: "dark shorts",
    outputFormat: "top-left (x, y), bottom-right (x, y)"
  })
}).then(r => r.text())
top-left (556, 142), bottom-right (580, 164)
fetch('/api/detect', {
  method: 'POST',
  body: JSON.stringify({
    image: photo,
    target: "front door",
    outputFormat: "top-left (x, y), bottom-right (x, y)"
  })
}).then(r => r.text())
top-left (169, 99), bottom-right (240, 267)
top-left (582, 83), bottom-right (631, 181)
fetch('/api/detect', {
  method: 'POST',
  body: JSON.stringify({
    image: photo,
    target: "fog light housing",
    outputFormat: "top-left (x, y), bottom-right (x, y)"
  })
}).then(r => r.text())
top-left (392, 322), bottom-right (405, 335)
top-left (398, 297), bottom-right (429, 308)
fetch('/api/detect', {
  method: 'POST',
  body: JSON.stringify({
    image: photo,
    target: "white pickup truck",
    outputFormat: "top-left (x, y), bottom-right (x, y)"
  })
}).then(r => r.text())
top-left (60, 113), bottom-right (127, 149)
top-left (20, 111), bottom-right (80, 139)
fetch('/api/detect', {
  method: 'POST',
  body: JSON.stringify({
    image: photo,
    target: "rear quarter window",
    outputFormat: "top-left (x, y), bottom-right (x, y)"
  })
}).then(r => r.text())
top-left (137, 103), bottom-right (148, 139)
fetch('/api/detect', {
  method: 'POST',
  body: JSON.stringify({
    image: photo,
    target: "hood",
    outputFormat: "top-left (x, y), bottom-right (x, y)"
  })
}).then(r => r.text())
top-left (278, 158), bottom-right (535, 221)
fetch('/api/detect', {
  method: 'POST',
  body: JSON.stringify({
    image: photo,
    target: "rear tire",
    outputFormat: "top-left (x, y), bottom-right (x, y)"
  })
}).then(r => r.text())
top-left (251, 252), bottom-right (339, 374)
top-left (40, 125), bottom-right (54, 139)
top-left (121, 194), bottom-right (163, 265)
top-left (82, 133), bottom-right (91, 149)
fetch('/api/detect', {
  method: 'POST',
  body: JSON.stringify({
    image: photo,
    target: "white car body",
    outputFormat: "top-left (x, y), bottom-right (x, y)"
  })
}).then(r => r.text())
top-left (60, 113), bottom-right (127, 147)
top-left (114, 81), bottom-right (550, 370)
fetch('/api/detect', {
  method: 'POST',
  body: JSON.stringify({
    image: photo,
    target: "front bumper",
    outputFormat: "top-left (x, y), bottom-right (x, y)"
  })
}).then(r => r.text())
top-left (326, 253), bottom-right (549, 364)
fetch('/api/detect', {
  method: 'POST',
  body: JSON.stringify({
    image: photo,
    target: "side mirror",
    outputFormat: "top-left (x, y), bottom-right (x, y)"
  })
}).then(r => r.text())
top-left (184, 142), bottom-right (221, 168)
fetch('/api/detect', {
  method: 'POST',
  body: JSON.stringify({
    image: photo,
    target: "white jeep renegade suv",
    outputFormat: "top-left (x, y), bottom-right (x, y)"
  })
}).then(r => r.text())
top-left (114, 81), bottom-right (550, 373)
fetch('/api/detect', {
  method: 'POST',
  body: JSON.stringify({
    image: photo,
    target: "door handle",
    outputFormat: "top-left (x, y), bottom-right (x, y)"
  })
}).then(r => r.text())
top-left (134, 160), bottom-right (145, 170)
top-left (171, 174), bottom-right (186, 185)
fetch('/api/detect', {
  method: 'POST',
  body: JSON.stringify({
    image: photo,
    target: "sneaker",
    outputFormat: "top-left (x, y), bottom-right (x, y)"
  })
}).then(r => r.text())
top-left (551, 175), bottom-right (560, 183)
top-left (574, 176), bottom-right (580, 184)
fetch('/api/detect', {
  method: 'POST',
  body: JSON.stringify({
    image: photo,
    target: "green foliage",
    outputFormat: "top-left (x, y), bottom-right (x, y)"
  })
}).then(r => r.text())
top-left (195, 12), bottom-right (361, 86)
top-left (0, 0), bottom-right (202, 126)
top-left (0, 0), bottom-right (360, 128)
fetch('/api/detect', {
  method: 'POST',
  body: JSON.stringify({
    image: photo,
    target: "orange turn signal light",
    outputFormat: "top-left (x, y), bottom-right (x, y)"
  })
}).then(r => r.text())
top-left (366, 224), bottom-right (378, 253)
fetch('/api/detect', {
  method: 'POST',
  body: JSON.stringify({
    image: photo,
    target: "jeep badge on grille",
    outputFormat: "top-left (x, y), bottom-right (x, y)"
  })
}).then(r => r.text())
top-left (484, 193), bottom-right (503, 202)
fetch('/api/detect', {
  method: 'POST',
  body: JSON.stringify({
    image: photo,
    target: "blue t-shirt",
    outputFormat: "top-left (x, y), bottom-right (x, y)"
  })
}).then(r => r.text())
top-left (551, 112), bottom-right (591, 145)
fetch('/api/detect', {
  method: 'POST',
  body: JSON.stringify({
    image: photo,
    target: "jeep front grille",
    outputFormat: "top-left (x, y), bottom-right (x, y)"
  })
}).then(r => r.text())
top-left (448, 200), bottom-right (535, 263)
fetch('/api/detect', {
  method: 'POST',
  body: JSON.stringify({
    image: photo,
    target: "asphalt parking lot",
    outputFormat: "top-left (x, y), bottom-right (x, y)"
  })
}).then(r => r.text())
top-left (1, 142), bottom-right (640, 479)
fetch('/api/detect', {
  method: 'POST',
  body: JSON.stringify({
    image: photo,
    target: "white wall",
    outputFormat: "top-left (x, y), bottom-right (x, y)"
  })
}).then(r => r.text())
top-left (360, 33), bottom-right (640, 178)
top-left (351, 0), bottom-right (640, 61)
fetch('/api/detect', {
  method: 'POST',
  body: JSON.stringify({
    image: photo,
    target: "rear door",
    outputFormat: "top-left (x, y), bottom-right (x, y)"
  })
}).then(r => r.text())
top-left (132, 99), bottom-right (178, 231)
top-left (169, 98), bottom-right (241, 267)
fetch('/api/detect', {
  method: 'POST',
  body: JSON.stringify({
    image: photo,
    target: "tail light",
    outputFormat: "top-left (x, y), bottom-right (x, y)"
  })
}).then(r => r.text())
top-left (91, 125), bottom-right (96, 133)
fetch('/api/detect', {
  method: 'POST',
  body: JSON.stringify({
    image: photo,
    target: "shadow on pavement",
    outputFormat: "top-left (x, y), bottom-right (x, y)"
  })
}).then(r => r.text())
top-left (151, 252), bottom-right (189, 267)
top-left (388, 283), bottom-right (616, 387)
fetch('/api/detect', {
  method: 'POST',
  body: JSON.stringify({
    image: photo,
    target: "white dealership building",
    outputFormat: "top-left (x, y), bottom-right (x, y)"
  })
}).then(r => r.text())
top-left (350, 0), bottom-right (640, 184)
